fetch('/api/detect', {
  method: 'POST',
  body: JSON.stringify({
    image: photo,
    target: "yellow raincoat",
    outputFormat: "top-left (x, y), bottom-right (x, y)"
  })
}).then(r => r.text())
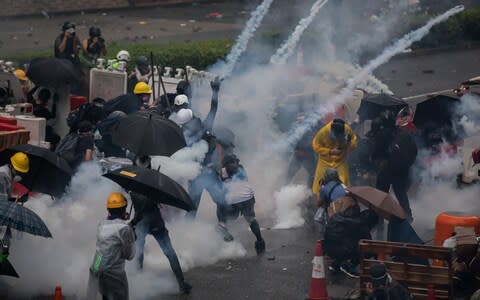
top-left (311, 121), bottom-right (357, 195)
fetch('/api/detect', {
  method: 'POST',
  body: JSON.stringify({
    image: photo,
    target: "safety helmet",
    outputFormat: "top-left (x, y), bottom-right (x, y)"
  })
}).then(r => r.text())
top-left (116, 50), bottom-right (131, 62)
top-left (89, 26), bottom-right (101, 38)
top-left (174, 94), bottom-right (189, 106)
top-left (14, 69), bottom-right (27, 81)
top-left (106, 192), bottom-right (127, 209)
top-left (10, 152), bottom-right (29, 173)
top-left (322, 168), bottom-right (340, 184)
top-left (135, 56), bottom-right (149, 66)
top-left (133, 82), bottom-right (152, 95)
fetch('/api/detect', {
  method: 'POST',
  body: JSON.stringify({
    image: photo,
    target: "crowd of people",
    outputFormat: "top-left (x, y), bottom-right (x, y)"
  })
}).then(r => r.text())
top-left (0, 19), bottom-right (437, 300)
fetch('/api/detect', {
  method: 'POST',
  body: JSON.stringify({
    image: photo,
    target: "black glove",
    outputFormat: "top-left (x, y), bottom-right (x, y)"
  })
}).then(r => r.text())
top-left (210, 76), bottom-right (222, 92)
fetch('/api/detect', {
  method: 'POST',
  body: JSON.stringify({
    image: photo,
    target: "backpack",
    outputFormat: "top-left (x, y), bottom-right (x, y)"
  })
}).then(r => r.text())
top-left (55, 132), bottom-right (79, 164)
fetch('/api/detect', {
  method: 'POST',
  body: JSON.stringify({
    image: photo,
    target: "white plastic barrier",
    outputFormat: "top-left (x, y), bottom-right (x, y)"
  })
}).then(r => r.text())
top-left (16, 115), bottom-right (46, 145)
top-left (89, 68), bottom-right (127, 101)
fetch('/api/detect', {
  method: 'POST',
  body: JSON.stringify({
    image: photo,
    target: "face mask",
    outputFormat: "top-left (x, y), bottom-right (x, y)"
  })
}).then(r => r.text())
top-left (67, 28), bottom-right (75, 34)
top-left (13, 175), bottom-right (22, 183)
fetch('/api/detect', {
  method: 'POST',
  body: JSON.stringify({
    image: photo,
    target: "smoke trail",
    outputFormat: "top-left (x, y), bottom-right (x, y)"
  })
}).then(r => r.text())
top-left (269, 0), bottom-right (329, 64)
top-left (213, 0), bottom-right (275, 78)
top-left (260, 5), bottom-right (464, 157)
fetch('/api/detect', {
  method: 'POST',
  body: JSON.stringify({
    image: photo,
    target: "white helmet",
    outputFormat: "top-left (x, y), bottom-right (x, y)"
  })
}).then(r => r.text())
top-left (116, 50), bottom-right (131, 62)
top-left (174, 94), bottom-right (189, 106)
top-left (169, 108), bottom-right (193, 126)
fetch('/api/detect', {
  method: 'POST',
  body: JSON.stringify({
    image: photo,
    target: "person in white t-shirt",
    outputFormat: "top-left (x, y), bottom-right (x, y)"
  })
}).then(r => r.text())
top-left (217, 154), bottom-right (265, 254)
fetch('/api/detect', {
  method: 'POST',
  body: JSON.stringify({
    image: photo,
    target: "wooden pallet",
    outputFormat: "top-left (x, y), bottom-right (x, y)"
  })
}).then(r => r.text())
top-left (0, 130), bottom-right (30, 150)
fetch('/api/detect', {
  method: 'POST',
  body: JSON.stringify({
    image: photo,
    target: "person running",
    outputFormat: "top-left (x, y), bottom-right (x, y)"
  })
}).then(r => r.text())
top-left (216, 154), bottom-right (266, 254)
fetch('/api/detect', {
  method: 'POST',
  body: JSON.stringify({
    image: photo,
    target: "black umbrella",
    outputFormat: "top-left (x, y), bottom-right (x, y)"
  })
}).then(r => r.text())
top-left (413, 95), bottom-right (460, 130)
top-left (110, 111), bottom-right (186, 157)
top-left (103, 166), bottom-right (194, 211)
top-left (26, 57), bottom-right (83, 88)
top-left (0, 145), bottom-right (73, 198)
top-left (357, 93), bottom-right (408, 121)
top-left (0, 259), bottom-right (19, 278)
top-left (0, 201), bottom-right (52, 238)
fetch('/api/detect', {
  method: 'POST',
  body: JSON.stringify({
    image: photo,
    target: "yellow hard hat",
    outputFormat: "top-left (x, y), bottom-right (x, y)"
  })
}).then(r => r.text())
top-left (10, 152), bottom-right (29, 173)
top-left (107, 192), bottom-right (127, 209)
top-left (14, 69), bottom-right (28, 81)
top-left (133, 82), bottom-right (152, 95)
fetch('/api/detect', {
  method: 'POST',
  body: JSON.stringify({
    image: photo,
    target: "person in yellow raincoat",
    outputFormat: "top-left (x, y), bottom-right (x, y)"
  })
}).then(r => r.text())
top-left (312, 118), bottom-right (357, 195)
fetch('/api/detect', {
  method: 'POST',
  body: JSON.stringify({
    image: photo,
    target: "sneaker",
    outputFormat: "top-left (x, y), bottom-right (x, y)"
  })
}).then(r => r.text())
top-left (255, 239), bottom-right (266, 255)
top-left (180, 281), bottom-right (192, 294)
top-left (216, 224), bottom-right (234, 242)
top-left (328, 265), bottom-right (340, 273)
top-left (340, 263), bottom-right (360, 279)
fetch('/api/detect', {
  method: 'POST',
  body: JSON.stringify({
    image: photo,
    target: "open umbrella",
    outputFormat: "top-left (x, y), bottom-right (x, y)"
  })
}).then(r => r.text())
top-left (413, 95), bottom-right (460, 130)
top-left (0, 201), bottom-right (52, 238)
top-left (347, 186), bottom-right (407, 220)
top-left (0, 145), bottom-right (73, 198)
top-left (357, 93), bottom-right (408, 122)
top-left (26, 57), bottom-right (83, 89)
top-left (110, 111), bottom-right (186, 157)
top-left (0, 258), bottom-right (19, 278)
top-left (103, 166), bottom-right (193, 211)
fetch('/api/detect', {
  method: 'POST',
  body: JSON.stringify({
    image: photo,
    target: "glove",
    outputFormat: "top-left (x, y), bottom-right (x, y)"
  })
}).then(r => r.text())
top-left (210, 76), bottom-right (222, 92)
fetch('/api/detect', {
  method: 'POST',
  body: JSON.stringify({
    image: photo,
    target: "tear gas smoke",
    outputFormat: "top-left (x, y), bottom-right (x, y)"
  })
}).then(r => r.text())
top-left (457, 94), bottom-right (480, 136)
top-left (211, 0), bottom-right (275, 78)
top-left (259, 5), bottom-right (465, 159)
top-left (269, 0), bottom-right (329, 65)
top-left (7, 161), bottom-right (246, 299)
top-left (272, 184), bottom-right (310, 229)
top-left (151, 140), bottom-right (208, 185)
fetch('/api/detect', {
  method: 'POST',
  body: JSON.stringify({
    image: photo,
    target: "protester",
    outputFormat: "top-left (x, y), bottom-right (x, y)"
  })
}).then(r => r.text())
top-left (96, 111), bottom-right (128, 158)
top-left (314, 168), bottom-right (347, 229)
top-left (366, 263), bottom-right (413, 300)
top-left (54, 21), bottom-right (81, 66)
top-left (216, 154), bottom-right (266, 253)
top-left (82, 26), bottom-right (107, 66)
top-left (0, 152), bottom-right (30, 259)
top-left (168, 95), bottom-right (194, 127)
top-left (108, 50), bottom-right (131, 71)
top-left (368, 116), bottom-right (418, 219)
top-left (103, 82), bottom-right (152, 116)
top-left (324, 205), bottom-right (378, 278)
top-left (32, 88), bottom-right (60, 150)
top-left (130, 174), bottom-right (192, 294)
top-left (0, 88), bottom-right (11, 107)
top-left (311, 118), bottom-right (357, 195)
top-left (172, 78), bottom-right (223, 218)
top-left (0, 152), bottom-right (30, 202)
top-left (87, 192), bottom-right (136, 300)
top-left (14, 69), bottom-right (31, 99)
top-left (157, 80), bottom-right (192, 116)
top-left (127, 56), bottom-right (151, 93)
top-left (56, 120), bottom-right (94, 170)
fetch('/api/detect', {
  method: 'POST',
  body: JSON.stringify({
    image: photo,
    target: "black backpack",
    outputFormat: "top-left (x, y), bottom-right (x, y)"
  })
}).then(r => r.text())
top-left (55, 132), bottom-right (79, 164)
top-left (67, 103), bottom-right (91, 130)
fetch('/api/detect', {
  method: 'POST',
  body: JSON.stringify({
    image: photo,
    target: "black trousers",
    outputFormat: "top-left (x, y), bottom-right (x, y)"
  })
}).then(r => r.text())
top-left (376, 166), bottom-right (412, 217)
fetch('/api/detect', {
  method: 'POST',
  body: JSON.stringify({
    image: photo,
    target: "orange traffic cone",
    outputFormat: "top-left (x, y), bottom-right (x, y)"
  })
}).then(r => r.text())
top-left (307, 240), bottom-right (329, 300)
top-left (54, 285), bottom-right (62, 300)
top-left (427, 285), bottom-right (436, 300)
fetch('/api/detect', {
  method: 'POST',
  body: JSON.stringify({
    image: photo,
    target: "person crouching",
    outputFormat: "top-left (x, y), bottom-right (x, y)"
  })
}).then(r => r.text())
top-left (216, 154), bottom-right (266, 254)
top-left (87, 192), bottom-right (136, 300)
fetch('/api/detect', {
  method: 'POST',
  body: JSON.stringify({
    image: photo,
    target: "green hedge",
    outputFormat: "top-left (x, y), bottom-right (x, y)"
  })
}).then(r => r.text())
top-left (0, 39), bottom-right (234, 71)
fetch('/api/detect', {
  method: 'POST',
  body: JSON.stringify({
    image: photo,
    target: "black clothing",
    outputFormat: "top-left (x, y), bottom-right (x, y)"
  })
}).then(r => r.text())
top-left (369, 279), bottom-right (412, 300)
top-left (104, 94), bottom-right (143, 115)
top-left (54, 34), bottom-right (81, 65)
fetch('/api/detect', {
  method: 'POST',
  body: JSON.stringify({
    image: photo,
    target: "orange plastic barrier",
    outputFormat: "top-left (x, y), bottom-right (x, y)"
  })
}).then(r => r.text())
top-left (434, 211), bottom-right (480, 246)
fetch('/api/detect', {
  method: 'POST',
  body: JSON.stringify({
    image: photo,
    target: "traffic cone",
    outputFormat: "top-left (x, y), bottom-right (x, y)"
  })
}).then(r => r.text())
top-left (307, 240), bottom-right (329, 300)
top-left (54, 285), bottom-right (62, 300)
top-left (427, 285), bottom-right (436, 300)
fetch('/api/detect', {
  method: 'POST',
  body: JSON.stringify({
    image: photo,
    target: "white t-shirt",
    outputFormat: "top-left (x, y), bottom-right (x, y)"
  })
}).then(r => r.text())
top-left (169, 108), bottom-right (193, 126)
top-left (224, 179), bottom-right (254, 205)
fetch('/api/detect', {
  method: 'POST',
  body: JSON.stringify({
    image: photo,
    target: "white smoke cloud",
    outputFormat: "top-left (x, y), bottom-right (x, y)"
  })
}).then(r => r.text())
top-left (272, 184), bottom-right (310, 229)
